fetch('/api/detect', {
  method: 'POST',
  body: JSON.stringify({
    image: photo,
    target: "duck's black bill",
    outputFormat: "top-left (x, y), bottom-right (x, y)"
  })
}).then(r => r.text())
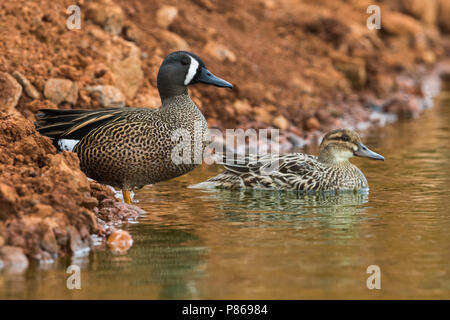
top-left (197, 67), bottom-right (233, 88)
top-left (354, 143), bottom-right (384, 161)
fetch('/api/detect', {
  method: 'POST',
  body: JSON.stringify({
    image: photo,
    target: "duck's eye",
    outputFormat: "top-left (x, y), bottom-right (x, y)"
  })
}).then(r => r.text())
top-left (341, 135), bottom-right (350, 142)
top-left (180, 57), bottom-right (190, 66)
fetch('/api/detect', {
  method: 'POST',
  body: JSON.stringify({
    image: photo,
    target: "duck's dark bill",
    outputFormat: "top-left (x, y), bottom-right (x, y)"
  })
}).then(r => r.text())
top-left (354, 143), bottom-right (385, 161)
top-left (197, 67), bottom-right (233, 88)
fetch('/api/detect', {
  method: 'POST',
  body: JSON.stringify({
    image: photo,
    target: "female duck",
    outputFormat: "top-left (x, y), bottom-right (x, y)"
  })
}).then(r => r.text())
top-left (36, 51), bottom-right (232, 203)
top-left (199, 129), bottom-right (384, 191)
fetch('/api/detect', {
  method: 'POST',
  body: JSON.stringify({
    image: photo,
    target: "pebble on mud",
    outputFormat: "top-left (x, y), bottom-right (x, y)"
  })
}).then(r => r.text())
top-left (306, 117), bottom-right (321, 131)
top-left (382, 11), bottom-right (423, 36)
top-left (253, 107), bottom-right (272, 124)
top-left (0, 246), bottom-right (29, 273)
top-left (44, 78), bottom-right (78, 105)
top-left (0, 72), bottom-right (22, 115)
top-left (0, 182), bottom-right (19, 220)
top-left (12, 71), bottom-right (41, 100)
top-left (437, 0), bottom-right (450, 33)
top-left (107, 230), bottom-right (133, 253)
top-left (332, 55), bottom-right (366, 88)
top-left (233, 100), bottom-right (252, 116)
top-left (203, 41), bottom-right (237, 63)
top-left (102, 34), bottom-right (144, 100)
top-left (123, 23), bottom-right (143, 43)
top-left (156, 6), bottom-right (178, 29)
top-left (273, 115), bottom-right (290, 130)
top-left (85, 0), bottom-right (125, 35)
top-left (400, 0), bottom-right (437, 26)
top-left (87, 85), bottom-right (126, 108)
top-left (158, 30), bottom-right (190, 52)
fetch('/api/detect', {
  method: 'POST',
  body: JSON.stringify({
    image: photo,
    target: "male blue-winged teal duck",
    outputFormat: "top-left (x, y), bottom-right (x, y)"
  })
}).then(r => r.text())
top-left (195, 129), bottom-right (384, 191)
top-left (36, 51), bottom-right (232, 204)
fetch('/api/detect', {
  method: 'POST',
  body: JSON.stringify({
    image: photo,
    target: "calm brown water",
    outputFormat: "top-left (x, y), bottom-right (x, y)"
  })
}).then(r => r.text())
top-left (1, 93), bottom-right (449, 299)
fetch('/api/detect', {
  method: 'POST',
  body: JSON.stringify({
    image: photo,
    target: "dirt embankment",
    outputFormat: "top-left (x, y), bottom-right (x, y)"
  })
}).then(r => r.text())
top-left (0, 112), bottom-right (143, 269)
top-left (0, 0), bottom-right (449, 266)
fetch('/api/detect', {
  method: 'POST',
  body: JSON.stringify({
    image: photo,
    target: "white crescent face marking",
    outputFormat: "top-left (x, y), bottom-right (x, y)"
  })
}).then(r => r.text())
top-left (184, 55), bottom-right (200, 85)
top-left (58, 139), bottom-right (79, 152)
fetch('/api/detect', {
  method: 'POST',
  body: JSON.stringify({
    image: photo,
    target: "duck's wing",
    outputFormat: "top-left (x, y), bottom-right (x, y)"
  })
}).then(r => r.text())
top-left (214, 153), bottom-right (276, 174)
top-left (207, 153), bottom-right (320, 190)
top-left (35, 108), bottom-right (162, 151)
top-left (217, 153), bottom-right (317, 174)
top-left (35, 108), bottom-right (130, 141)
top-left (276, 153), bottom-right (320, 175)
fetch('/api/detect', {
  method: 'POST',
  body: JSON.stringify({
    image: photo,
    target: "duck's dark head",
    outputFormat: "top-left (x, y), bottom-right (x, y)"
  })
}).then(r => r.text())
top-left (157, 51), bottom-right (232, 100)
top-left (318, 129), bottom-right (384, 164)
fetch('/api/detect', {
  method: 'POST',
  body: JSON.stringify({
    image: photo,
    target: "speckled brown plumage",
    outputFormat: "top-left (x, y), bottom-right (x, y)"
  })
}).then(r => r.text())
top-left (74, 97), bottom-right (208, 189)
top-left (195, 129), bottom-right (384, 192)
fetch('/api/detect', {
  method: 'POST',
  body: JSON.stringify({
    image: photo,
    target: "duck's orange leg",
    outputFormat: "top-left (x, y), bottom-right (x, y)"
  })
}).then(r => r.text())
top-left (122, 189), bottom-right (132, 204)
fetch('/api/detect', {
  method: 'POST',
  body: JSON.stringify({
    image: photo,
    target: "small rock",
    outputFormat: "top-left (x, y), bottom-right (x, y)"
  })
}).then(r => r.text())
top-left (0, 72), bottom-right (22, 115)
top-left (306, 117), bottom-right (320, 131)
top-left (53, 65), bottom-right (81, 81)
top-left (382, 11), bottom-right (423, 36)
top-left (332, 55), bottom-right (366, 88)
top-left (80, 196), bottom-right (99, 210)
top-left (103, 36), bottom-right (144, 100)
top-left (156, 6), bottom-right (178, 29)
top-left (253, 106), bottom-right (273, 124)
top-left (82, 210), bottom-right (99, 233)
top-left (0, 246), bottom-right (29, 272)
top-left (375, 73), bottom-right (396, 95)
top-left (420, 50), bottom-right (436, 65)
top-left (12, 71), bottom-right (41, 100)
top-left (44, 78), bottom-right (78, 105)
top-left (48, 153), bottom-right (91, 193)
top-left (68, 226), bottom-right (89, 255)
top-left (34, 204), bottom-right (53, 217)
top-left (87, 85), bottom-right (126, 108)
top-left (316, 109), bottom-right (334, 125)
top-left (101, 198), bottom-right (115, 208)
top-left (273, 115), bottom-right (290, 130)
top-left (0, 182), bottom-right (18, 220)
top-left (290, 76), bottom-right (314, 94)
top-left (204, 41), bottom-right (237, 63)
top-left (437, 0), bottom-right (450, 33)
top-left (383, 96), bottom-right (419, 118)
top-left (400, 0), bottom-right (437, 26)
top-left (233, 100), bottom-right (252, 116)
top-left (257, 0), bottom-right (276, 9)
top-left (85, 0), bottom-right (125, 35)
top-left (107, 230), bottom-right (133, 253)
top-left (41, 228), bottom-right (59, 255)
top-left (123, 24), bottom-right (142, 42)
top-left (158, 30), bottom-right (189, 51)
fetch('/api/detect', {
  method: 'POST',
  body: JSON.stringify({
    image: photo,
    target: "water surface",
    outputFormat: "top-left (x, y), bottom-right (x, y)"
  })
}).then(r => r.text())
top-left (1, 93), bottom-right (449, 299)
